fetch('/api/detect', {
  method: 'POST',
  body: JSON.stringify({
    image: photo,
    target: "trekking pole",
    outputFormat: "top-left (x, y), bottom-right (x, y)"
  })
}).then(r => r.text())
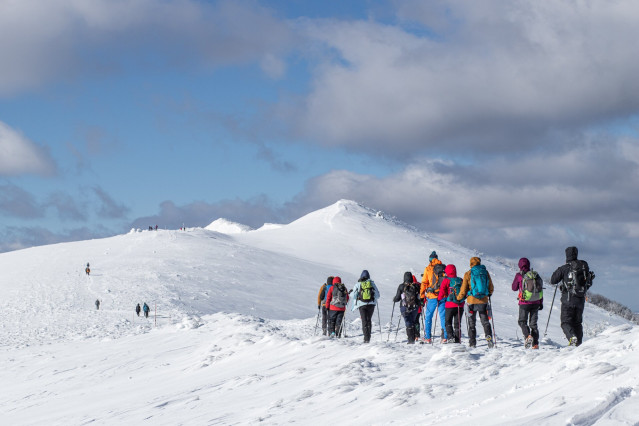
top-left (544, 283), bottom-right (559, 337)
top-left (376, 305), bottom-right (383, 342)
top-left (432, 304), bottom-right (438, 345)
top-left (387, 302), bottom-right (396, 342)
top-left (314, 308), bottom-right (321, 336)
top-left (488, 296), bottom-right (497, 347)
top-left (394, 315), bottom-right (402, 342)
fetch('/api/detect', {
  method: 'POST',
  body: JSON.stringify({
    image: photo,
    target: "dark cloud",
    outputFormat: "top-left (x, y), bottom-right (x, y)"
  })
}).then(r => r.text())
top-left (91, 186), bottom-right (130, 219)
top-left (132, 196), bottom-right (283, 230)
top-left (44, 192), bottom-right (88, 222)
top-left (0, 184), bottom-right (43, 219)
top-left (0, 225), bottom-right (110, 253)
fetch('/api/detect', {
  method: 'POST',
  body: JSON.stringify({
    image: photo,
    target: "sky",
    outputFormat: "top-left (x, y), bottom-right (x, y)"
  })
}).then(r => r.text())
top-left (1, 0), bottom-right (639, 310)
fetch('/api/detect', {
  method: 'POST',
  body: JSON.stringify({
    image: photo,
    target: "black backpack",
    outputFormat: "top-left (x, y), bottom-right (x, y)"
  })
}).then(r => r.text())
top-left (402, 283), bottom-right (418, 311)
top-left (331, 284), bottom-right (348, 308)
top-left (564, 260), bottom-right (593, 297)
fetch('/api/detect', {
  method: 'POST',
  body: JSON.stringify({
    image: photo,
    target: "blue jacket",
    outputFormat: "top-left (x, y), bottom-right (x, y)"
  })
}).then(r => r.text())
top-left (350, 280), bottom-right (380, 311)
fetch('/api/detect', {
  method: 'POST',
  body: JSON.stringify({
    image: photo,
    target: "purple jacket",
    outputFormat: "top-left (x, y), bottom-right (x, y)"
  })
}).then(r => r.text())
top-left (511, 257), bottom-right (542, 306)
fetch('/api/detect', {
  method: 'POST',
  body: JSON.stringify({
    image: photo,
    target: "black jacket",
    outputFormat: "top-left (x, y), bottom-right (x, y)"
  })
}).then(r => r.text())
top-left (393, 272), bottom-right (422, 304)
top-left (550, 247), bottom-right (591, 301)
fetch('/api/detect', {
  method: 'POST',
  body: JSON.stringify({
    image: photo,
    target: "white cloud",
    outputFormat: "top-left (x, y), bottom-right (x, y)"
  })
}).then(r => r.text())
top-left (0, 121), bottom-right (56, 176)
top-left (0, 0), bottom-right (293, 95)
top-left (287, 1), bottom-right (639, 156)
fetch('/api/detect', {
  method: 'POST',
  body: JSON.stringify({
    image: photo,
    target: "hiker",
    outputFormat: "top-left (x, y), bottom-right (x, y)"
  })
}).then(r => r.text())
top-left (85, 266), bottom-right (91, 276)
top-left (512, 258), bottom-right (543, 349)
top-left (393, 271), bottom-right (423, 344)
top-left (317, 276), bottom-right (335, 336)
top-left (136, 303), bottom-right (141, 317)
top-left (437, 264), bottom-right (466, 343)
top-left (143, 302), bottom-right (150, 318)
top-left (350, 270), bottom-right (380, 343)
top-left (420, 251), bottom-right (447, 343)
top-left (413, 275), bottom-right (422, 342)
top-left (459, 257), bottom-right (494, 348)
top-left (325, 277), bottom-right (349, 338)
top-left (550, 246), bottom-right (595, 347)
top-left (95, 299), bottom-right (100, 310)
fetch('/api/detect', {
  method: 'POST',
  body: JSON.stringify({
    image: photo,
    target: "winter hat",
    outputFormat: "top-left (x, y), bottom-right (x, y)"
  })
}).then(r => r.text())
top-left (359, 270), bottom-right (370, 282)
top-left (565, 246), bottom-right (578, 262)
top-left (444, 264), bottom-right (457, 278)
top-left (518, 258), bottom-right (530, 273)
top-left (333, 276), bottom-right (342, 284)
top-left (327, 276), bottom-right (334, 286)
top-left (403, 271), bottom-right (413, 283)
top-left (429, 251), bottom-right (438, 262)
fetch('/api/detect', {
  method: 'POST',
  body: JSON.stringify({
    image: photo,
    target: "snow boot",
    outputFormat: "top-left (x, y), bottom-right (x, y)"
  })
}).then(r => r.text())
top-left (525, 335), bottom-right (533, 349)
top-left (568, 336), bottom-right (578, 346)
top-left (406, 328), bottom-right (415, 344)
top-left (486, 335), bottom-right (494, 349)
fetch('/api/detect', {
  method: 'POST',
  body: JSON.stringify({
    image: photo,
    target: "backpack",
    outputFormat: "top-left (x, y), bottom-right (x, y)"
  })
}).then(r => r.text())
top-left (322, 284), bottom-right (333, 302)
top-left (564, 260), bottom-right (593, 297)
top-left (469, 265), bottom-right (490, 299)
top-left (331, 284), bottom-right (348, 308)
top-left (402, 283), bottom-right (418, 311)
top-left (521, 270), bottom-right (543, 302)
top-left (358, 280), bottom-right (375, 303)
top-left (446, 277), bottom-right (465, 304)
top-left (428, 263), bottom-right (446, 294)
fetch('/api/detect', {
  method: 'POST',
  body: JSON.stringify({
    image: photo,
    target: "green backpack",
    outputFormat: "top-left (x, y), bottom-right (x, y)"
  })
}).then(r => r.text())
top-left (358, 280), bottom-right (375, 302)
top-left (521, 270), bottom-right (543, 302)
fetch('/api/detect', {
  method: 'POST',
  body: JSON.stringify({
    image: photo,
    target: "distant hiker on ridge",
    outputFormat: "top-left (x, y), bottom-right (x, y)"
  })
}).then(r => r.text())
top-left (550, 247), bottom-right (594, 347)
top-left (95, 299), bottom-right (100, 310)
top-left (350, 270), bottom-right (380, 343)
top-left (143, 302), bottom-right (150, 318)
top-left (512, 257), bottom-right (543, 349)
top-left (317, 276), bottom-right (334, 336)
top-left (136, 303), bottom-right (141, 317)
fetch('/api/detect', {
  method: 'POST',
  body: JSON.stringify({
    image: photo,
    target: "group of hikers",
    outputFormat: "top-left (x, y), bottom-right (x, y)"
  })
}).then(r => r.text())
top-left (136, 303), bottom-right (151, 318)
top-left (317, 246), bottom-right (594, 348)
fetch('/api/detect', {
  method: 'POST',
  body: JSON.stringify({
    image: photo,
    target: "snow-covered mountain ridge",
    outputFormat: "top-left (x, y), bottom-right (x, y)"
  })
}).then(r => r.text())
top-left (0, 200), bottom-right (637, 425)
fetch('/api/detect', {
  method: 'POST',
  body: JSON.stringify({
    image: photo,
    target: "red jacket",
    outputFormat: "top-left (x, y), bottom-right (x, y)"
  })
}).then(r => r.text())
top-left (437, 264), bottom-right (466, 309)
top-left (326, 278), bottom-right (349, 312)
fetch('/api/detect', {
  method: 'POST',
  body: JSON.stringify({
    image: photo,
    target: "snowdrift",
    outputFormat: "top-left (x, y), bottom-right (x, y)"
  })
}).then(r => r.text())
top-left (0, 200), bottom-right (637, 425)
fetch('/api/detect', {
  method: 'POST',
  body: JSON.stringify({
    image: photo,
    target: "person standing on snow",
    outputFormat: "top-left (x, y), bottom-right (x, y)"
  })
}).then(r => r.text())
top-left (325, 277), bottom-right (349, 338)
top-left (437, 264), bottom-right (466, 344)
top-left (412, 275), bottom-right (423, 341)
top-left (136, 303), bottom-right (141, 317)
top-left (550, 246), bottom-right (594, 347)
top-left (350, 270), bottom-right (380, 343)
top-left (512, 258), bottom-right (543, 349)
top-left (458, 257), bottom-right (494, 348)
top-left (393, 271), bottom-right (423, 344)
top-left (143, 302), bottom-right (150, 318)
top-left (420, 251), bottom-right (447, 343)
top-left (95, 299), bottom-right (100, 310)
top-left (317, 276), bottom-right (334, 336)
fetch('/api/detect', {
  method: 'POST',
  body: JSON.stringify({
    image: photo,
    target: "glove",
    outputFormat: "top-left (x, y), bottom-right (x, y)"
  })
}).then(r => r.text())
top-left (318, 305), bottom-right (321, 310)
top-left (539, 303), bottom-right (543, 311)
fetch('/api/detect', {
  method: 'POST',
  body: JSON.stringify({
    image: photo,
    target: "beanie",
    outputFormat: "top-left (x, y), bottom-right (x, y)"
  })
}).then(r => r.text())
top-left (429, 251), bottom-right (438, 262)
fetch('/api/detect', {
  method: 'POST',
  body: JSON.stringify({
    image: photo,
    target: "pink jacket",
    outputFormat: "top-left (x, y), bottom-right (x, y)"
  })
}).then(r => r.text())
top-left (437, 264), bottom-right (465, 309)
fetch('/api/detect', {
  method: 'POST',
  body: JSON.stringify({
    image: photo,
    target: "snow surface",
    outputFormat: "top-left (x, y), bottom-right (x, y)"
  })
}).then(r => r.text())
top-left (1, 200), bottom-right (637, 425)
top-left (205, 218), bottom-right (253, 234)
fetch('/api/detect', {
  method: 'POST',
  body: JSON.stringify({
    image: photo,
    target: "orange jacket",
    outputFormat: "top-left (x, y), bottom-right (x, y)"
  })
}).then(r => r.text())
top-left (420, 258), bottom-right (443, 299)
top-left (459, 257), bottom-right (494, 305)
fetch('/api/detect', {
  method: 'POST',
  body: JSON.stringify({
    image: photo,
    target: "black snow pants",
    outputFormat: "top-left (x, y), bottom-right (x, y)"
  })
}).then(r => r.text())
top-left (445, 305), bottom-right (464, 343)
top-left (467, 303), bottom-right (492, 347)
top-left (358, 304), bottom-right (375, 343)
top-left (518, 304), bottom-right (540, 345)
top-left (560, 293), bottom-right (585, 345)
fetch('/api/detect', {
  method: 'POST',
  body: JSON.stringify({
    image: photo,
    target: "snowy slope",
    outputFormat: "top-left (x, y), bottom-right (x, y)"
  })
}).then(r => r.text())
top-left (1, 200), bottom-right (637, 425)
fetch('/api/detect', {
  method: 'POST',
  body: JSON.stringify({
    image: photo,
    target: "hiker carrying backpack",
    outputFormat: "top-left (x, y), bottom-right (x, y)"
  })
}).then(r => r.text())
top-left (437, 264), bottom-right (466, 344)
top-left (326, 277), bottom-right (349, 338)
top-left (460, 257), bottom-right (494, 348)
top-left (393, 272), bottom-right (423, 344)
top-left (423, 261), bottom-right (448, 343)
top-left (512, 258), bottom-right (543, 349)
top-left (550, 247), bottom-right (595, 347)
top-left (351, 270), bottom-right (380, 343)
top-left (317, 276), bottom-right (334, 336)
